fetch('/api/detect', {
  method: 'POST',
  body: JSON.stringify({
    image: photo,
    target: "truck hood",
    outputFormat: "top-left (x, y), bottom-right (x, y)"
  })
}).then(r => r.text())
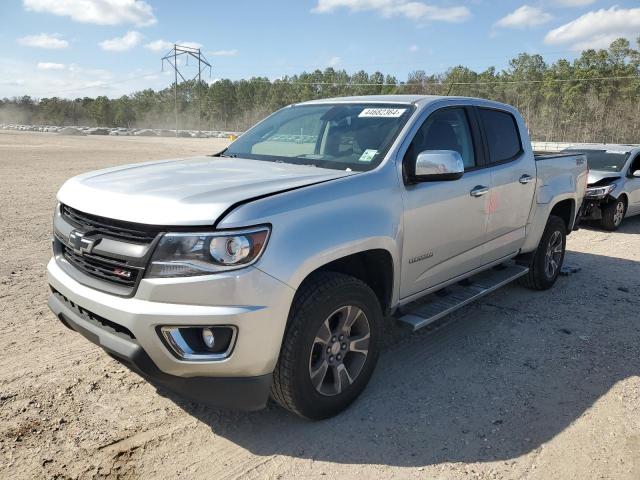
top-left (57, 156), bottom-right (355, 225)
top-left (588, 170), bottom-right (621, 186)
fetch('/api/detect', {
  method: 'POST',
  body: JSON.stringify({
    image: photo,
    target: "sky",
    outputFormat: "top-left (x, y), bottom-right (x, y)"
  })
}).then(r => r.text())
top-left (0, 0), bottom-right (639, 99)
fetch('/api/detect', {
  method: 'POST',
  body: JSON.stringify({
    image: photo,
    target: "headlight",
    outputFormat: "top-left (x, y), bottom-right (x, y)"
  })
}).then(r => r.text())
top-left (146, 226), bottom-right (270, 278)
top-left (585, 184), bottom-right (616, 199)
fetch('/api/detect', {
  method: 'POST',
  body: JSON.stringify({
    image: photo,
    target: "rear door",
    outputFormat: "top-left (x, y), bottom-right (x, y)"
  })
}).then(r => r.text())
top-left (400, 106), bottom-right (492, 298)
top-left (478, 108), bottom-right (535, 262)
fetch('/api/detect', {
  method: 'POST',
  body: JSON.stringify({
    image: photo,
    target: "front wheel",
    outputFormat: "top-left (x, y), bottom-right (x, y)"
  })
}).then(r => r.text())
top-left (519, 215), bottom-right (566, 290)
top-left (600, 198), bottom-right (626, 231)
top-left (271, 272), bottom-right (382, 420)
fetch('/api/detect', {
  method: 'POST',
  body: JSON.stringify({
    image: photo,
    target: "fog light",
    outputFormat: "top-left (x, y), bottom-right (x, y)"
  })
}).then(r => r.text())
top-left (202, 328), bottom-right (215, 349)
top-left (160, 325), bottom-right (236, 360)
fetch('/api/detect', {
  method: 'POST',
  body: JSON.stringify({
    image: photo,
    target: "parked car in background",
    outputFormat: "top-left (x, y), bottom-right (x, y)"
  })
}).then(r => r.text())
top-left (48, 95), bottom-right (587, 419)
top-left (565, 145), bottom-right (640, 230)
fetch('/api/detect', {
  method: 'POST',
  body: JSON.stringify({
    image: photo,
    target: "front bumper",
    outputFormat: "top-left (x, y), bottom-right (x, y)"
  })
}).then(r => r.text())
top-left (47, 257), bottom-right (295, 409)
top-left (580, 200), bottom-right (603, 221)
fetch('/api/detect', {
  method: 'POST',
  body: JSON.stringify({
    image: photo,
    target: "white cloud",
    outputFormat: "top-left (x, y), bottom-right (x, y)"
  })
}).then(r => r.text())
top-left (23, 0), bottom-right (156, 26)
top-left (144, 40), bottom-right (202, 53)
top-left (67, 63), bottom-right (111, 77)
top-left (0, 79), bottom-right (27, 87)
top-left (545, 6), bottom-right (640, 50)
top-left (144, 39), bottom-right (173, 52)
top-left (209, 49), bottom-right (239, 57)
top-left (409, 44), bottom-right (419, 52)
top-left (328, 56), bottom-right (341, 66)
top-left (17, 33), bottom-right (68, 49)
top-left (552, 0), bottom-right (595, 6)
top-left (312, 0), bottom-right (470, 23)
top-left (0, 58), bottom-right (118, 98)
top-left (99, 31), bottom-right (143, 51)
top-left (179, 42), bottom-right (202, 50)
top-left (0, 58), bottom-right (176, 99)
top-left (37, 62), bottom-right (66, 70)
top-left (495, 5), bottom-right (553, 29)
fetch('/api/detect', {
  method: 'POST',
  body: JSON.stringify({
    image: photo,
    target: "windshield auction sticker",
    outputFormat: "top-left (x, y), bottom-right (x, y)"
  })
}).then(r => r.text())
top-left (359, 149), bottom-right (378, 162)
top-left (358, 108), bottom-right (406, 118)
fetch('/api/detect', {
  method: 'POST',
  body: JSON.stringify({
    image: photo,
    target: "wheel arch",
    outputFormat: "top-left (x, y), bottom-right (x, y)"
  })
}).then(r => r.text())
top-left (613, 192), bottom-right (629, 205)
top-left (549, 198), bottom-right (576, 233)
top-left (295, 249), bottom-right (395, 316)
top-left (521, 195), bottom-right (577, 253)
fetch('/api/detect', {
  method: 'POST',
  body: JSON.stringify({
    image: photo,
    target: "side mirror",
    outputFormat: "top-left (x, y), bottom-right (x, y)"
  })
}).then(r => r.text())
top-left (412, 150), bottom-right (464, 182)
top-left (633, 170), bottom-right (640, 178)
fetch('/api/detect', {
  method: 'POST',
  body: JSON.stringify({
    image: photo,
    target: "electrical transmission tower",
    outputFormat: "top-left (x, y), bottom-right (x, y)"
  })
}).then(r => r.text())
top-left (161, 44), bottom-right (212, 135)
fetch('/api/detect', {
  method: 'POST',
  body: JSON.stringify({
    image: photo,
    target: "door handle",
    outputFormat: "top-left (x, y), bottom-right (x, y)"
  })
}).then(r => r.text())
top-left (519, 174), bottom-right (534, 184)
top-left (470, 185), bottom-right (489, 197)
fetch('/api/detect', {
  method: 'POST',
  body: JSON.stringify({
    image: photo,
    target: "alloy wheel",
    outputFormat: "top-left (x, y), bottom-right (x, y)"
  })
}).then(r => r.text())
top-left (544, 230), bottom-right (563, 279)
top-left (613, 201), bottom-right (625, 227)
top-left (308, 305), bottom-right (371, 396)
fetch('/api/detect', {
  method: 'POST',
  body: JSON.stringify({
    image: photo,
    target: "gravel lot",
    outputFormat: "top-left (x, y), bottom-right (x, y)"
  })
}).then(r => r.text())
top-left (1, 130), bottom-right (639, 480)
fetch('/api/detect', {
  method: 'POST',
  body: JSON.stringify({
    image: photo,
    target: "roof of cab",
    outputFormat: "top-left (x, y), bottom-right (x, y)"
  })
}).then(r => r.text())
top-left (297, 95), bottom-right (446, 105)
top-left (295, 95), bottom-right (518, 113)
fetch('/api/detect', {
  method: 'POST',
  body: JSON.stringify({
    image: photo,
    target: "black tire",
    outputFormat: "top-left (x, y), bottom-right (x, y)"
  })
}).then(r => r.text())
top-left (600, 197), bottom-right (626, 231)
top-left (519, 215), bottom-right (566, 290)
top-left (271, 272), bottom-right (382, 420)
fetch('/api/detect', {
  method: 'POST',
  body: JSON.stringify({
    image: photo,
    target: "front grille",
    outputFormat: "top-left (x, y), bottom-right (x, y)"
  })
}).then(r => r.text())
top-left (61, 204), bottom-right (161, 244)
top-left (61, 243), bottom-right (139, 287)
top-left (57, 204), bottom-right (161, 293)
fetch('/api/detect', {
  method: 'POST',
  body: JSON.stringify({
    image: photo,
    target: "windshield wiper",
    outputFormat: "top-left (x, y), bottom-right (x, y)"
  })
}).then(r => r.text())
top-left (275, 159), bottom-right (318, 168)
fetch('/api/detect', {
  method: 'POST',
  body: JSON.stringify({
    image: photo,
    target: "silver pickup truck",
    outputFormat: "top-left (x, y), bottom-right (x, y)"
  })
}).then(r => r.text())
top-left (47, 95), bottom-right (587, 419)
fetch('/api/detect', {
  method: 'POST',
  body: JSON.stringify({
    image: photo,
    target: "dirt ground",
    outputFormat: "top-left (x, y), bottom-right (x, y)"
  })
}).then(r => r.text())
top-left (0, 130), bottom-right (639, 480)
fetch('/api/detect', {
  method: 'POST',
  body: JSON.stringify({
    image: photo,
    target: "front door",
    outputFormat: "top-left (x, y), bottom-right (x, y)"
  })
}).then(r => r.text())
top-left (400, 107), bottom-right (491, 298)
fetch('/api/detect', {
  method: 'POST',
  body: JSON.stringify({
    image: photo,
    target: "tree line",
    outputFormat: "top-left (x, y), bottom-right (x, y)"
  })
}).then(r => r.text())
top-left (1, 37), bottom-right (638, 143)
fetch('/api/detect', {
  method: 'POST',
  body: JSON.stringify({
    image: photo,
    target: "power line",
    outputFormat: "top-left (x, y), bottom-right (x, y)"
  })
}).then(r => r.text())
top-left (208, 49), bottom-right (584, 73)
top-left (24, 48), bottom-right (598, 98)
top-left (238, 75), bottom-right (640, 87)
top-left (23, 71), bottom-right (640, 100)
top-left (161, 44), bottom-right (212, 134)
top-left (436, 75), bottom-right (640, 86)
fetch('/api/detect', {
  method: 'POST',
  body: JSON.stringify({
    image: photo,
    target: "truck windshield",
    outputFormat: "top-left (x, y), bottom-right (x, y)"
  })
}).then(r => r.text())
top-left (569, 150), bottom-right (630, 172)
top-left (221, 103), bottom-right (415, 171)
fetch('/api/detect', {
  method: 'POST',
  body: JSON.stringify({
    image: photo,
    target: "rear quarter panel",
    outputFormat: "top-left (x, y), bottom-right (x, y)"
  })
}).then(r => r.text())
top-left (521, 154), bottom-right (587, 253)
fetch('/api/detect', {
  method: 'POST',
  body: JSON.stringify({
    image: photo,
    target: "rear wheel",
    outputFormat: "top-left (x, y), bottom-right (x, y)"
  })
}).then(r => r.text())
top-left (271, 272), bottom-right (382, 420)
top-left (519, 215), bottom-right (566, 290)
top-left (600, 198), bottom-right (626, 231)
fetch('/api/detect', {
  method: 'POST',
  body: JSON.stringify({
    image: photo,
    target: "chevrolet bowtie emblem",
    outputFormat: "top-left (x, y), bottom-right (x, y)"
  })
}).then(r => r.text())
top-left (112, 268), bottom-right (132, 279)
top-left (68, 230), bottom-right (97, 255)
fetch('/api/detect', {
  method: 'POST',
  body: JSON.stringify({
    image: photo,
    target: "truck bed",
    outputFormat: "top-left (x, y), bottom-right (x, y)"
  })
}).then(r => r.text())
top-left (534, 153), bottom-right (581, 161)
top-left (532, 152), bottom-right (588, 212)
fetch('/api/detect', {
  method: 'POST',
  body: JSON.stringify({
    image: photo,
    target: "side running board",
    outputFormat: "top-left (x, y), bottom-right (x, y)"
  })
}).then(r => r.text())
top-left (397, 262), bottom-right (529, 331)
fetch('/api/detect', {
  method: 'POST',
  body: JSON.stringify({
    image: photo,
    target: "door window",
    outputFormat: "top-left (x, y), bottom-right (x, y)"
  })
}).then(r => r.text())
top-left (406, 108), bottom-right (477, 169)
top-left (628, 154), bottom-right (640, 176)
top-left (478, 108), bottom-right (522, 163)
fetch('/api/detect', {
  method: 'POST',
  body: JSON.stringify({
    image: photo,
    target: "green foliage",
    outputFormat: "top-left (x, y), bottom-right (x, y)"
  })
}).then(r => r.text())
top-left (1, 38), bottom-right (639, 142)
